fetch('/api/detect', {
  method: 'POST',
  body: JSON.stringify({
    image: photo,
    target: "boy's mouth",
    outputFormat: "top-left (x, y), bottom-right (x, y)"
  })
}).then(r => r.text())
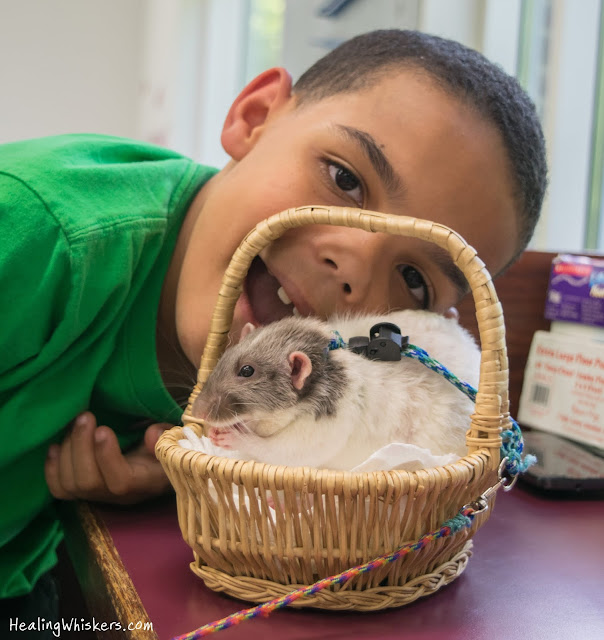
top-left (243, 256), bottom-right (307, 325)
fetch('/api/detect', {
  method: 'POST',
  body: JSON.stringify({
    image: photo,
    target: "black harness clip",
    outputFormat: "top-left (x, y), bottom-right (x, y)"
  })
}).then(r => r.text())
top-left (348, 322), bottom-right (408, 361)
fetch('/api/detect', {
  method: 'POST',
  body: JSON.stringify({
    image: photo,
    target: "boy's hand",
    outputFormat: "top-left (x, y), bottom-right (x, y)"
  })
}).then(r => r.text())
top-left (45, 412), bottom-right (173, 505)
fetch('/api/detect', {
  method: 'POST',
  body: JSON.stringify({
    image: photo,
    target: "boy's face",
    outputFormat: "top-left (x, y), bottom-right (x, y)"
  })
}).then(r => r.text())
top-left (174, 69), bottom-right (518, 366)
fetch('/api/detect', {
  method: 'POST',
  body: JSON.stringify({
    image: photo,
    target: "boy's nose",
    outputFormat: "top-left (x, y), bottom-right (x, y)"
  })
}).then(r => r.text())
top-left (317, 229), bottom-right (390, 311)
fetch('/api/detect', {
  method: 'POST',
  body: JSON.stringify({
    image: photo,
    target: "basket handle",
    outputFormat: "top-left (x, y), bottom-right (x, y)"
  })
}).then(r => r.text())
top-left (184, 206), bottom-right (508, 467)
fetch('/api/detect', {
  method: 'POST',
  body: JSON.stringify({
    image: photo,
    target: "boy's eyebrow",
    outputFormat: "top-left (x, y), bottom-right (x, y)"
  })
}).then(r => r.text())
top-left (425, 243), bottom-right (471, 301)
top-left (332, 124), bottom-right (405, 197)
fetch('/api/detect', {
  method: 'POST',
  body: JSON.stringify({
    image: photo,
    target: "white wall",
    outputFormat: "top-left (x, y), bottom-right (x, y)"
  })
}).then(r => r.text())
top-left (0, 0), bottom-right (145, 144)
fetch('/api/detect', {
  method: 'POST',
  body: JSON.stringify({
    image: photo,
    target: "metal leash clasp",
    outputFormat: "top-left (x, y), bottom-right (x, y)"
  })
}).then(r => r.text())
top-left (463, 456), bottom-right (518, 515)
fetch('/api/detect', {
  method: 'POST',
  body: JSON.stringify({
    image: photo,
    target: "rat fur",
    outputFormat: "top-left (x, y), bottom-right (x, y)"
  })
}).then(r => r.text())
top-left (190, 310), bottom-right (480, 470)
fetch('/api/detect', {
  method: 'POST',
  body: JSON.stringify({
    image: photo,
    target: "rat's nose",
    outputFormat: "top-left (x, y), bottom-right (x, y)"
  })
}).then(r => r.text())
top-left (191, 390), bottom-right (223, 423)
top-left (191, 394), bottom-right (210, 421)
top-left (317, 228), bottom-right (390, 310)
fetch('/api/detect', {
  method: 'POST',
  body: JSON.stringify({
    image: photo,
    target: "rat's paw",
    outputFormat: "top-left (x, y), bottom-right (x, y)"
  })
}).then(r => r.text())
top-left (208, 426), bottom-right (236, 449)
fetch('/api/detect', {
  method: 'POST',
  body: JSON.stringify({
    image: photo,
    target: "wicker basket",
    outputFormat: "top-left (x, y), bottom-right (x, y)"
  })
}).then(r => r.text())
top-left (156, 205), bottom-right (508, 611)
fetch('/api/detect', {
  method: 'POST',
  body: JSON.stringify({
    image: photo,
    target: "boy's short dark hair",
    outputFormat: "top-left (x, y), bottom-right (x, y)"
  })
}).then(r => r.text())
top-left (293, 29), bottom-right (548, 269)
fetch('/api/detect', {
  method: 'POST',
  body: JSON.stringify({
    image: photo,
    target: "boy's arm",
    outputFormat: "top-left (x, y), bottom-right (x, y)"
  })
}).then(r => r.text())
top-left (44, 412), bottom-right (173, 504)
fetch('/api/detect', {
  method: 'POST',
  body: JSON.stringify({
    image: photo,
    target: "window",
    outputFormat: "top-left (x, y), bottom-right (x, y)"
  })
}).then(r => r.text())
top-left (517, 0), bottom-right (603, 251)
top-left (189, 0), bottom-right (604, 253)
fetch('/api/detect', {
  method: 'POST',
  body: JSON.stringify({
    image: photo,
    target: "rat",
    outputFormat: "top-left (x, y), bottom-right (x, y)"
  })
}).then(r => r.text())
top-left (189, 310), bottom-right (481, 470)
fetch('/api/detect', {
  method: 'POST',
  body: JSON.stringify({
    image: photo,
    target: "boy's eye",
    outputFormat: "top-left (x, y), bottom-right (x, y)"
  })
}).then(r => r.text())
top-left (238, 365), bottom-right (255, 377)
top-left (398, 265), bottom-right (429, 309)
top-left (327, 162), bottom-right (364, 205)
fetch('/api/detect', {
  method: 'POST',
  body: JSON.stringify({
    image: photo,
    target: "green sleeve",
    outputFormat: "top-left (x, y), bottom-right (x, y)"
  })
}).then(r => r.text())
top-left (0, 173), bottom-right (70, 597)
top-left (0, 171), bottom-right (149, 596)
top-left (0, 173), bottom-right (71, 379)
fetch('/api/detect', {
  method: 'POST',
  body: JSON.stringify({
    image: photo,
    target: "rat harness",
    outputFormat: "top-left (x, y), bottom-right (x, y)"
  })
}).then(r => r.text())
top-left (172, 322), bottom-right (536, 640)
top-left (325, 321), bottom-right (535, 479)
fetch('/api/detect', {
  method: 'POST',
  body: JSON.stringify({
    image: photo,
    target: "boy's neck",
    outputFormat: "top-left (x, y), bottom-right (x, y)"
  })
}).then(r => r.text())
top-left (155, 181), bottom-right (211, 399)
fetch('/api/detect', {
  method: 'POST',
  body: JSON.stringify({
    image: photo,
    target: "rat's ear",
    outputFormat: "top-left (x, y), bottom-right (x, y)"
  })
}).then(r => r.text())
top-left (221, 67), bottom-right (293, 161)
top-left (443, 307), bottom-right (459, 322)
top-left (240, 322), bottom-right (257, 340)
top-left (288, 351), bottom-right (312, 390)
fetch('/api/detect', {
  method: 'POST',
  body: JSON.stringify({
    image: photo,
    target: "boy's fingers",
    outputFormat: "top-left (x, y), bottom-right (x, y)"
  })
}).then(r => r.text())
top-left (45, 444), bottom-right (74, 500)
top-left (57, 432), bottom-right (77, 495)
top-left (70, 412), bottom-right (105, 493)
top-left (93, 427), bottom-right (136, 496)
top-left (45, 414), bottom-right (171, 503)
top-left (128, 452), bottom-right (173, 497)
top-left (94, 428), bottom-right (172, 500)
top-left (143, 423), bottom-right (173, 454)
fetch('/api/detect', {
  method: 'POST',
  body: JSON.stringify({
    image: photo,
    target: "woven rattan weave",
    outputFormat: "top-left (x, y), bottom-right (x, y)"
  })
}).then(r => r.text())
top-left (156, 205), bottom-right (509, 610)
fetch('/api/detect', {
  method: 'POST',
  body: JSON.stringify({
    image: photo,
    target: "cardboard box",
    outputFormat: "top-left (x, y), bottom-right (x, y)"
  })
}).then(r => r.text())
top-left (518, 330), bottom-right (604, 450)
top-left (544, 254), bottom-right (604, 328)
top-left (551, 321), bottom-right (604, 342)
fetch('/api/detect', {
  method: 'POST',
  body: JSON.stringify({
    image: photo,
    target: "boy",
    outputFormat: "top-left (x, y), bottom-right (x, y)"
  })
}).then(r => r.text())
top-left (0, 29), bottom-right (547, 605)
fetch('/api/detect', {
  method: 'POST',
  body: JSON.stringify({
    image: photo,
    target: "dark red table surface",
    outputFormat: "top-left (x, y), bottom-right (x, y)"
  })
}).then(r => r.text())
top-left (99, 485), bottom-right (604, 640)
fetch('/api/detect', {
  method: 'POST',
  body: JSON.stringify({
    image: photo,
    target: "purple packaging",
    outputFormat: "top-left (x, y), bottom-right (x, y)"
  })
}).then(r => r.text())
top-left (544, 254), bottom-right (604, 328)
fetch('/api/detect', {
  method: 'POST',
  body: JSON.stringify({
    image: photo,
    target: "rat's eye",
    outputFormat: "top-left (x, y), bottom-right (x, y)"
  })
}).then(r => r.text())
top-left (397, 265), bottom-right (429, 309)
top-left (327, 161), bottom-right (364, 206)
top-left (238, 365), bottom-right (255, 377)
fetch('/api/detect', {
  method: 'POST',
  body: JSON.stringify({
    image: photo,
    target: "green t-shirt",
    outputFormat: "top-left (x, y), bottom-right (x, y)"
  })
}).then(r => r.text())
top-left (0, 134), bottom-right (217, 598)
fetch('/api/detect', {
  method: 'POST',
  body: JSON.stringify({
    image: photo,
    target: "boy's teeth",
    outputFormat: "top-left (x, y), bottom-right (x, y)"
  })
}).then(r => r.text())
top-left (277, 286), bottom-right (292, 305)
top-left (275, 284), bottom-right (302, 317)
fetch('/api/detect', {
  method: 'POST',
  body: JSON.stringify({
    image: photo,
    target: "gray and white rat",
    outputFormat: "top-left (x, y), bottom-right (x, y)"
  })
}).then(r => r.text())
top-left (190, 310), bottom-right (480, 470)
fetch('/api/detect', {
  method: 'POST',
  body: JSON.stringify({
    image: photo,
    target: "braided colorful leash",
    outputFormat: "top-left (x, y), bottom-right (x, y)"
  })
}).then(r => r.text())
top-left (172, 339), bottom-right (536, 640)
top-left (402, 343), bottom-right (479, 403)
top-left (173, 506), bottom-right (476, 639)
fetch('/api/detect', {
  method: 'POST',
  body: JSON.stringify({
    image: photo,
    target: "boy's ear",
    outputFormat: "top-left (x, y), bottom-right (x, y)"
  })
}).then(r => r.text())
top-left (221, 67), bottom-right (293, 161)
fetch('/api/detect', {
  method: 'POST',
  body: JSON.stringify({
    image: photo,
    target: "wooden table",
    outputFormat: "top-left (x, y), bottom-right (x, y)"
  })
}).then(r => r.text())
top-left (63, 482), bottom-right (604, 640)
top-left (60, 250), bottom-right (604, 639)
